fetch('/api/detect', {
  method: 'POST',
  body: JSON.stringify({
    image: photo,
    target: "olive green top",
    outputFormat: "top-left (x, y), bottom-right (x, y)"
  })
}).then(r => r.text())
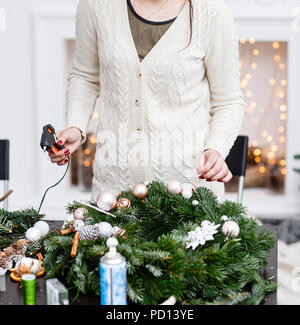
top-left (127, 0), bottom-right (176, 61)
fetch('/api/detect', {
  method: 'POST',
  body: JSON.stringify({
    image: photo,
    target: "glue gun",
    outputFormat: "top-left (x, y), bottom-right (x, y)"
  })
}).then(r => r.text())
top-left (40, 124), bottom-right (65, 154)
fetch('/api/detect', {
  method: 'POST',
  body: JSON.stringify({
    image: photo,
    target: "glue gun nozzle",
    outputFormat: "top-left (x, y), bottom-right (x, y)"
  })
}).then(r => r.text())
top-left (43, 146), bottom-right (47, 152)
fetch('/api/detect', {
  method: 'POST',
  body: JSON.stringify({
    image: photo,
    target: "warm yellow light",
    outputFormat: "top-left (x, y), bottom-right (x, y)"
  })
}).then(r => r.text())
top-left (279, 63), bottom-right (286, 70)
top-left (245, 73), bottom-right (252, 80)
top-left (271, 145), bottom-right (278, 152)
top-left (267, 135), bottom-right (273, 142)
top-left (273, 42), bottom-right (280, 49)
top-left (281, 168), bottom-right (287, 175)
top-left (280, 105), bottom-right (287, 112)
top-left (261, 131), bottom-right (268, 137)
top-left (84, 148), bottom-right (91, 155)
top-left (251, 62), bottom-right (257, 70)
top-left (281, 80), bottom-right (287, 86)
top-left (259, 166), bottom-right (266, 173)
top-left (279, 136), bottom-right (286, 143)
top-left (92, 112), bottom-right (99, 119)
top-left (246, 107), bottom-right (253, 114)
top-left (249, 37), bottom-right (256, 44)
top-left (277, 91), bottom-right (285, 99)
top-left (274, 54), bottom-right (281, 62)
top-left (251, 141), bottom-right (258, 147)
top-left (280, 113), bottom-right (287, 121)
top-left (240, 79), bottom-right (248, 88)
top-left (238, 62), bottom-right (243, 69)
top-left (246, 91), bottom-right (252, 97)
top-left (280, 160), bottom-right (286, 166)
top-left (268, 152), bottom-right (275, 158)
top-left (253, 49), bottom-right (260, 56)
top-left (90, 137), bottom-right (97, 144)
top-left (240, 38), bottom-right (247, 44)
top-left (272, 102), bottom-right (279, 109)
top-left (255, 156), bottom-right (261, 163)
top-left (83, 160), bottom-right (90, 167)
top-left (269, 78), bottom-right (276, 86)
top-left (250, 101), bottom-right (257, 108)
top-left (278, 126), bottom-right (285, 133)
top-left (254, 149), bottom-right (261, 156)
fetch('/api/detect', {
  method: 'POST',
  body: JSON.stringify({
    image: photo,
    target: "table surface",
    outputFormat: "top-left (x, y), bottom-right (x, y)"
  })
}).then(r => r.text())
top-left (0, 224), bottom-right (277, 305)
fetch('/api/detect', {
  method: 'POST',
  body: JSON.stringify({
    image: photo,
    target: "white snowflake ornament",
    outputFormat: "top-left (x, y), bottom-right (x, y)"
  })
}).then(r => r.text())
top-left (186, 220), bottom-right (220, 250)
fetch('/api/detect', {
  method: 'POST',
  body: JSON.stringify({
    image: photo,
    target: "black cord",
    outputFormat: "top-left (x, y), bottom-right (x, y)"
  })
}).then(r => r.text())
top-left (37, 159), bottom-right (70, 214)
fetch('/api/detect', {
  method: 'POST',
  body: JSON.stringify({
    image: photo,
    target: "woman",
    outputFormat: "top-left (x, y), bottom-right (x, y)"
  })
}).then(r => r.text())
top-left (49, 0), bottom-right (246, 200)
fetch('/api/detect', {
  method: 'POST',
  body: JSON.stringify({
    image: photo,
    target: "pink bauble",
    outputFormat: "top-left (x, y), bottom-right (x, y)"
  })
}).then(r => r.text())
top-left (132, 184), bottom-right (148, 199)
top-left (167, 180), bottom-right (183, 195)
top-left (96, 191), bottom-right (117, 211)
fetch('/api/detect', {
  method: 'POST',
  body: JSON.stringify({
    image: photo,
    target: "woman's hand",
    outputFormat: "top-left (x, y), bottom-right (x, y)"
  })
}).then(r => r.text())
top-left (48, 127), bottom-right (82, 166)
top-left (196, 149), bottom-right (232, 183)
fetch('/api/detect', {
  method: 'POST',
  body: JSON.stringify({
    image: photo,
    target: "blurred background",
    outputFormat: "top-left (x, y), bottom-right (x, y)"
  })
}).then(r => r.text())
top-left (0, 0), bottom-right (300, 304)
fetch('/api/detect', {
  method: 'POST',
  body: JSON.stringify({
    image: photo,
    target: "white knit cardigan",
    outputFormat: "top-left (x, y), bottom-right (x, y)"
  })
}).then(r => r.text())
top-left (66, 0), bottom-right (246, 200)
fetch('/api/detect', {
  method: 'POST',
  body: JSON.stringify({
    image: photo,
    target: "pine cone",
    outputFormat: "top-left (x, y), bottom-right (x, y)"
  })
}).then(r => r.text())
top-left (79, 225), bottom-right (100, 241)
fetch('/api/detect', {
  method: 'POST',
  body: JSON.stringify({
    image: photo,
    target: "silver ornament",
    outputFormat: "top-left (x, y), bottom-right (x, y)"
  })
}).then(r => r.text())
top-left (221, 215), bottom-right (229, 222)
top-left (132, 183), bottom-right (148, 199)
top-left (182, 190), bottom-right (193, 199)
top-left (97, 222), bottom-right (113, 237)
top-left (96, 191), bottom-right (117, 211)
top-left (192, 200), bottom-right (199, 206)
top-left (73, 207), bottom-right (88, 221)
top-left (222, 221), bottom-right (240, 238)
top-left (167, 180), bottom-right (183, 195)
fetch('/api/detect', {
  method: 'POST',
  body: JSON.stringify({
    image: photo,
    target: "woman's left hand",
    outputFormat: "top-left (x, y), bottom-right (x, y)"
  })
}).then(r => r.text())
top-left (196, 149), bottom-right (232, 183)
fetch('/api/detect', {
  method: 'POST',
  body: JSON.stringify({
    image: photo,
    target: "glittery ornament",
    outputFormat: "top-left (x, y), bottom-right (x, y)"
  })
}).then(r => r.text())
top-left (74, 207), bottom-right (88, 221)
top-left (34, 221), bottom-right (49, 237)
top-left (167, 180), bottom-right (183, 195)
top-left (96, 191), bottom-right (117, 211)
top-left (132, 184), bottom-right (148, 199)
top-left (222, 221), bottom-right (240, 238)
top-left (97, 222), bottom-right (113, 237)
top-left (116, 198), bottom-right (131, 208)
top-left (186, 221), bottom-right (220, 250)
top-left (0, 252), bottom-right (13, 271)
top-left (25, 227), bottom-right (42, 242)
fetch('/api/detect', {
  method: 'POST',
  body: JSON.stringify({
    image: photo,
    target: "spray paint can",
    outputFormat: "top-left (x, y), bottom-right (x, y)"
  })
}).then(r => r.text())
top-left (100, 237), bottom-right (127, 305)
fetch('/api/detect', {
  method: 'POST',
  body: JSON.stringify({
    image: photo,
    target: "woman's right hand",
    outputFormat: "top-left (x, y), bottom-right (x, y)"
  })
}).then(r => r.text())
top-left (48, 127), bottom-right (82, 166)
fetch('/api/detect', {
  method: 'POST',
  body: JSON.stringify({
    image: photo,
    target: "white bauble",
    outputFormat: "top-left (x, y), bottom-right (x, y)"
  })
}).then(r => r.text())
top-left (33, 221), bottom-right (49, 237)
top-left (97, 222), bottom-right (113, 237)
top-left (167, 180), bottom-right (183, 195)
top-left (73, 207), bottom-right (88, 221)
top-left (182, 190), bottom-right (193, 199)
top-left (192, 200), bottom-right (199, 206)
top-left (96, 191), bottom-right (117, 211)
top-left (222, 221), bottom-right (240, 238)
top-left (182, 183), bottom-right (194, 192)
top-left (25, 227), bottom-right (42, 242)
top-left (221, 215), bottom-right (229, 222)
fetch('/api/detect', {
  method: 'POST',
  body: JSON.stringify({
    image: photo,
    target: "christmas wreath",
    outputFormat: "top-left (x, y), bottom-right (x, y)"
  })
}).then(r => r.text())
top-left (27, 181), bottom-right (276, 305)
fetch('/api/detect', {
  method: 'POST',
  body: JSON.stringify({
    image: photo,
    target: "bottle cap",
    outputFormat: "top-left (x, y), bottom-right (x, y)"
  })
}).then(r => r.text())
top-left (101, 237), bottom-right (124, 265)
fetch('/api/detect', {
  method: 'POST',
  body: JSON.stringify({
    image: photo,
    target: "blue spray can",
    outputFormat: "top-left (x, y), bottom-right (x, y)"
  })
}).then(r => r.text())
top-left (100, 237), bottom-right (127, 305)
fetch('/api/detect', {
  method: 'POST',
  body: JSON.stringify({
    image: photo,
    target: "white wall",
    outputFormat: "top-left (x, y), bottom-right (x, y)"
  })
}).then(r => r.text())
top-left (0, 0), bottom-right (300, 220)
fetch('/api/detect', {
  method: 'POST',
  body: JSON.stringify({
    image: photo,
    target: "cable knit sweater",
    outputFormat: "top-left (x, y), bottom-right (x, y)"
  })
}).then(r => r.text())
top-left (66, 0), bottom-right (246, 200)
